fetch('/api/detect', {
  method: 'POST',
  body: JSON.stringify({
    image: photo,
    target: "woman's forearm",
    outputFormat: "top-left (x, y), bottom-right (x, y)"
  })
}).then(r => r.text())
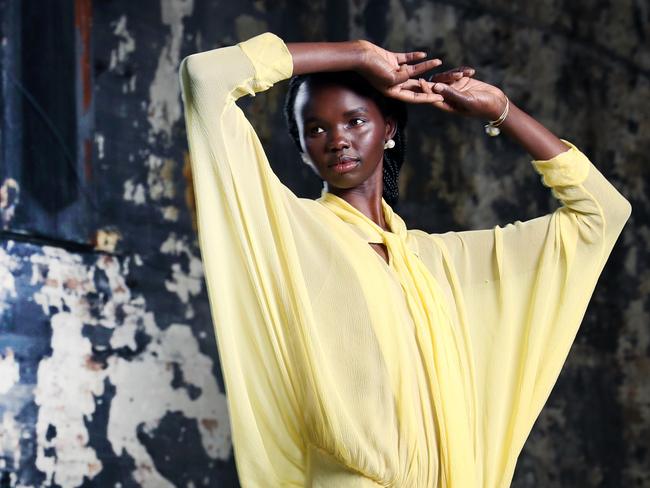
top-left (500, 102), bottom-right (570, 160)
top-left (286, 41), bottom-right (366, 75)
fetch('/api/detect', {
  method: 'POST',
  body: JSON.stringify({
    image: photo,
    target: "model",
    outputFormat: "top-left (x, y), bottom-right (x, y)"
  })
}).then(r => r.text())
top-left (179, 31), bottom-right (631, 487)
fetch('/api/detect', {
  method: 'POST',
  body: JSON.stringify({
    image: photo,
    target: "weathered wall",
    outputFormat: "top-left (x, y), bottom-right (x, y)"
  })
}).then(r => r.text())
top-left (0, 0), bottom-right (648, 486)
top-left (1, 0), bottom-right (238, 486)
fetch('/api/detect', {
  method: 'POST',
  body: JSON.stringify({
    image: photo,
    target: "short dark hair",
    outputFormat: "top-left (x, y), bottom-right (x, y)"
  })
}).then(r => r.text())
top-left (282, 71), bottom-right (408, 208)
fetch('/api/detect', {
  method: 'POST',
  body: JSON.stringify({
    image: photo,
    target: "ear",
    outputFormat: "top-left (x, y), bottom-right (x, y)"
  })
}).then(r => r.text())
top-left (384, 115), bottom-right (397, 142)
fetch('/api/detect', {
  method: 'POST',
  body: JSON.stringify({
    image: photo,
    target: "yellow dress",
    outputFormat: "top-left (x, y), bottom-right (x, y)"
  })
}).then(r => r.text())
top-left (179, 32), bottom-right (631, 487)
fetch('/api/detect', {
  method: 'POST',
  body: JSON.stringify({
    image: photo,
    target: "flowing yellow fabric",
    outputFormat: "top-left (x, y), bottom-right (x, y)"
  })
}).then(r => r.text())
top-left (318, 193), bottom-right (478, 487)
top-left (179, 31), bottom-right (631, 487)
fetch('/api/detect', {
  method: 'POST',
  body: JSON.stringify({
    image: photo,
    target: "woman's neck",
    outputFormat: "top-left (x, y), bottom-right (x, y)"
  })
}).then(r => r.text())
top-left (325, 169), bottom-right (388, 230)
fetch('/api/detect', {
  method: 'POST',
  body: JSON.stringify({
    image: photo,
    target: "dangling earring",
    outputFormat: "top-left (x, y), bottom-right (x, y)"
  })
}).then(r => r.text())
top-left (384, 139), bottom-right (395, 149)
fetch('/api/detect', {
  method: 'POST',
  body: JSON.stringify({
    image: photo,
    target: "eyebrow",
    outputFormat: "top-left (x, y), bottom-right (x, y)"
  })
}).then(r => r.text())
top-left (304, 106), bottom-right (368, 124)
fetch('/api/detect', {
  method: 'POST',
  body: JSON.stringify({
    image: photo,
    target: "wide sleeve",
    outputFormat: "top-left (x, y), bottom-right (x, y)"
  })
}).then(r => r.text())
top-left (179, 33), bottom-right (307, 486)
top-left (430, 141), bottom-right (631, 487)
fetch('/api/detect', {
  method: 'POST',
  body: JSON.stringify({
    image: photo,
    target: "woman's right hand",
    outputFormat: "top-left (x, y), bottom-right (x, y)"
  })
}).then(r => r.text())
top-left (356, 40), bottom-right (445, 104)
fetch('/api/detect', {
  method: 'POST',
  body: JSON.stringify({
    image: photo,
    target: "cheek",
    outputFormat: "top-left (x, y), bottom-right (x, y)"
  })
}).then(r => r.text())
top-left (357, 125), bottom-right (384, 154)
top-left (303, 137), bottom-right (322, 158)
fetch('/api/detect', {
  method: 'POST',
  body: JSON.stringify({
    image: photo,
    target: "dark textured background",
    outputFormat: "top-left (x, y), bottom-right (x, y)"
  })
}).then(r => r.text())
top-left (0, 0), bottom-right (647, 486)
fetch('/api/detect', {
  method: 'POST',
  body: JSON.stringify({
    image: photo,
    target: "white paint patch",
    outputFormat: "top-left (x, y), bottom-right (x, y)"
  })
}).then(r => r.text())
top-left (123, 179), bottom-right (147, 205)
top-left (0, 245), bottom-right (18, 315)
top-left (145, 154), bottom-right (176, 201)
top-left (124, 155), bottom-right (177, 209)
top-left (94, 133), bottom-right (105, 160)
top-left (0, 348), bottom-right (19, 394)
top-left (0, 178), bottom-right (20, 227)
top-left (32, 248), bottom-right (105, 488)
top-left (109, 15), bottom-right (136, 70)
top-left (0, 411), bottom-right (21, 472)
top-left (30, 246), bottom-right (229, 487)
top-left (160, 232), bottom-right (203, 319)
top-left (148, 0), bottom-right (194, 142)
top-left (94, 228), bottom-right (122, 253)
top-left (162, 205), bottom-right (179, 222)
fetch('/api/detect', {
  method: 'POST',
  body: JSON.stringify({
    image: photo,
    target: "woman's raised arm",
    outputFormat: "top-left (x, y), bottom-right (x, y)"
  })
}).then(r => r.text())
top-left (287, 39), bottom-right (446, 103)
top-left (286, 40), bottom-right (366, 75)
top-left (180, 33), bottom-right (308, 486)
top-left (412, 72), bottom-right (631, 487)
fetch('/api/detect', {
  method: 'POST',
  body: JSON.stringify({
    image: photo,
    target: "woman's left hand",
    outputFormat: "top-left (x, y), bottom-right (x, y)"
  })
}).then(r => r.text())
top-left (418, 70), bottom-right (508, 121)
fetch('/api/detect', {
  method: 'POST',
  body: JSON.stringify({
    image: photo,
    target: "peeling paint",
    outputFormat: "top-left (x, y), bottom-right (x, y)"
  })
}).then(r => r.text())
top-left (109, 15), bottom-right (135, 70)
top-left (0, 411), bottom-right (21, 472)
top-left (123, 179), bottom-right (147, 205)
top-left (0, 348), bottom-right (19, 394)
top-left (145, 155), bottom-right (176, 201)
top-left (94, 228), bottom-right (122, 253)
top-left (147, 0), bottom-right (194, 142)
top-left (160, 232), bottom-right (203, 319)
top-left (0, 178), bottom-right (20, 228)
top-left (0, 245), bottom-right (18, 315)
top-left (26, 246), bottom-right (229, 486)
top-left (162, 205), bottom-right (179, 222)
top-left (94, 133), bottom-right (105, 160)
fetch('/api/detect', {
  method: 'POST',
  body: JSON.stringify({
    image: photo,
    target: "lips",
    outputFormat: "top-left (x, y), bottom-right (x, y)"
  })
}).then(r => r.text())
top-left (329, 156), bottom-right (360, 167)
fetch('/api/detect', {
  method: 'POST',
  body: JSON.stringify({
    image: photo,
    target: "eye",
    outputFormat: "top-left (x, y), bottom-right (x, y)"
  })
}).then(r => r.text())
top-left (350, 118), bottom-right (366, 126)
top-left (308, 126), bottom-right (324, 135)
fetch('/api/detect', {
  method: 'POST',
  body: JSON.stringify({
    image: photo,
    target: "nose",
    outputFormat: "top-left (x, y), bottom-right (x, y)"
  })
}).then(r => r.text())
top-left (327, 126), bottom-right (350, 152)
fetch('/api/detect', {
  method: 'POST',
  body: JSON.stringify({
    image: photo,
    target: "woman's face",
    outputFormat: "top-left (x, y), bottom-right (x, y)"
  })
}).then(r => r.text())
top-left (293, 80), bottom-right (396, 192)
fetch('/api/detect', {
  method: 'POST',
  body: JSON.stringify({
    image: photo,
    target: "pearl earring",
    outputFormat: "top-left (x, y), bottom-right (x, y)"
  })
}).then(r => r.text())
top-left (384, 139), bottom-right (395, 149)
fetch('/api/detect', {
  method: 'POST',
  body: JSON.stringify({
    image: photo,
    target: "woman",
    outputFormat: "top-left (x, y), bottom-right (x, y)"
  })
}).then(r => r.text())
top-left (179, 32), bottom-right (631, 487)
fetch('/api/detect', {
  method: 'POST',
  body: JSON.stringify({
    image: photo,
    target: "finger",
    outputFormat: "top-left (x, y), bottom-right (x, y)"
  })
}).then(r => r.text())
top-left (405, 91), bottom-right (446, 104)
top-left (416, 78), bottom-right (446, 103)
top-left (394, 50), bottom-right (429, 64)
top-left (403, 78), bottom-right (445, 101)
top-left (399, 78), bottom-right (424, 90)
top-left (446, 76), bottom-right (472, 90)
top-left (428, 70), bottom-right (465, 84)
top-left (457, 66), bottom-right (476, 77)
top-left (403, 58), bottom-right (443, 78)
top-left (389, 87), bottom-right (444, 104)
top-left (432, 82), bottom-right (473, 108)
top-left (431, 100), bottom-right (458, 113)
top-left (428, 66), bottom-right (476, 83)
top-left (392, 59), bottom-right (441, 85)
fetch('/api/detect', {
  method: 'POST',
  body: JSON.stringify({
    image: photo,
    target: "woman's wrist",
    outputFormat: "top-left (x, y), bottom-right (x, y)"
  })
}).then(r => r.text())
top-left (286, 40), bottom-right (367, 76)
top-left (499, 101), bottom-right (570, 160)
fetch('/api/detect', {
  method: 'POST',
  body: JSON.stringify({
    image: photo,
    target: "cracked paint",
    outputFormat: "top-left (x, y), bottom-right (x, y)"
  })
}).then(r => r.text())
top-left (26, 246), bottom-right (229, 487)
top-left (160, 232), bottom-right (203, 319)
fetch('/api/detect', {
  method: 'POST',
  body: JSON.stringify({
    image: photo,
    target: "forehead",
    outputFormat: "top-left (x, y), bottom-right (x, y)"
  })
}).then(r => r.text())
top-left (294, 81), bottom-right (382, 122)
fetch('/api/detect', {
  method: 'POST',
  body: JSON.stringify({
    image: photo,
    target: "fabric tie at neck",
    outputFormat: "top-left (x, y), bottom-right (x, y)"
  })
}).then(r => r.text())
top-left (317, 190), bottom-right (479, 487)
top-left (316, 190), bottom-right (419, 257)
